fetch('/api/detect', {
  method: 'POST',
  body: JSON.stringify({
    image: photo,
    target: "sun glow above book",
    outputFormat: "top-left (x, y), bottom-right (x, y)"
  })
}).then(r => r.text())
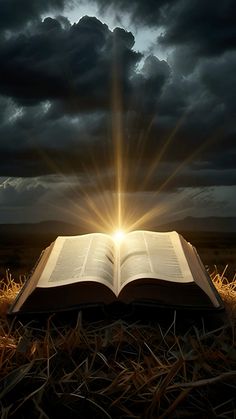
top-left (113, 229), bottom-right (125, 243)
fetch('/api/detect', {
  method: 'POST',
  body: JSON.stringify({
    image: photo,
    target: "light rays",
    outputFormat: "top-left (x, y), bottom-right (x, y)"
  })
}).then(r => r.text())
top-left (111, 34), bottom-right (124, 232)
top-left (25, 58), bottom-right (227, 235)
top-left (27, 133), bottom-right (116, 232)
top-left (138, 113), bottom-right (187, 193)
top-left (31, 114), bottom-right (224, 235)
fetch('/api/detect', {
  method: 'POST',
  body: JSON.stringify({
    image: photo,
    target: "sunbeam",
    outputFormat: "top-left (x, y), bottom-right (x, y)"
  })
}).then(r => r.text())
top-left (112, 35), bottom-right (124, 232)
top-left (23, 55), bottom-right (229, 238)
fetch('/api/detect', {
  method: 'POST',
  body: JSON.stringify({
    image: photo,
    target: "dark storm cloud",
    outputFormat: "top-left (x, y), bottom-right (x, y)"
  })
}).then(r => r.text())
top-left (199, 52), bottom-right (236, 114)
top-left (131, 55), bottom-right (170, 113)
top-left (0, 0), bottom-right (235, 193)
top-left (158, 0), bottom-right (236, 56)
top-left (0, 177), bottom-right (45, 206)
top-left (0, 16), bottom-right (141, 108)
top-left (0, 0), bottom-right (68, 33)
top-left (0, 105), bottom-right (111, 176)
top-left (93, 0), bottom-right (236, 90)
top-left (92, 0), bottom-right (174, 27)
top-left (94, 0), bottom-right (236, 55)
top-left (0, 14), bottom-right (173, 179)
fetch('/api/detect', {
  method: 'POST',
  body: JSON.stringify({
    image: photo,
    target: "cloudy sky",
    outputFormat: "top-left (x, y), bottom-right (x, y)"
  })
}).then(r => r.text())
top-left (0, 0), bottom-right (235, 230)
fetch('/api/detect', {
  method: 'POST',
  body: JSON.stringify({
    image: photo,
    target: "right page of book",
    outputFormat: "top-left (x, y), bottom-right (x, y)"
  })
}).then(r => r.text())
top-left (119, 231), bottom-right (195, 292)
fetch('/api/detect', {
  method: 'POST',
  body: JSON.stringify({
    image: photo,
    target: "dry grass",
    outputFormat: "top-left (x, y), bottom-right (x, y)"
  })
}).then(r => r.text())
top-left (211, 265), bottom-right (236, 321)
top-left (0, 267), bottom-right (236, 418)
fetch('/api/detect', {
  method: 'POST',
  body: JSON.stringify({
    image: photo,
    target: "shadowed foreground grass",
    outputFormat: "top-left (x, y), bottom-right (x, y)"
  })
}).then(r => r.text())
top-left (0, 267), bottom-right (236, 418)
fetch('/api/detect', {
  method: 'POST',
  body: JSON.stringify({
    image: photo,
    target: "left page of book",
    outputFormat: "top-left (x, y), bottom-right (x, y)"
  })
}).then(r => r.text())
top-left (37, 233), bottom-right (116, 292)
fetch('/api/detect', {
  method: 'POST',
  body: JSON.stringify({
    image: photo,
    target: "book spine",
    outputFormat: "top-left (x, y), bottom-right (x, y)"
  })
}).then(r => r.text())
top-left (8, 249), bottom-right (45, 314)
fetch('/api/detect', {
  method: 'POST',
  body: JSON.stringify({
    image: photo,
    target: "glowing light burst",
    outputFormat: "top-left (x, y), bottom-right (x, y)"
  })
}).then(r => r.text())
top-left (113, 229), bottom-right (126, 243)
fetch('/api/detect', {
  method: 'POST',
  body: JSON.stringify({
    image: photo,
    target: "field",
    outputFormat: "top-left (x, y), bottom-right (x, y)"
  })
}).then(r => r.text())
top-left (179, 231), bottom-right (236, 280)
top-left (0, 227), bottom-right (236, 417)
top-left (0, 271), bottom-right (236, 418)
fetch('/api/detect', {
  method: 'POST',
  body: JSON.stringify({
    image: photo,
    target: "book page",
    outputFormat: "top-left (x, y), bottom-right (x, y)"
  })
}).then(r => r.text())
top-left (37, 233), bottom-right (115, 290)
top-left (119, 231), bottom-right (194, 291)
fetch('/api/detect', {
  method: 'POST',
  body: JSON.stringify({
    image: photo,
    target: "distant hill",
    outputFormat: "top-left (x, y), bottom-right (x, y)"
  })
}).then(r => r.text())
top-left (155, 216), bottom-right (236, 233)
top-left (0, 220), bottom-right (84, 237)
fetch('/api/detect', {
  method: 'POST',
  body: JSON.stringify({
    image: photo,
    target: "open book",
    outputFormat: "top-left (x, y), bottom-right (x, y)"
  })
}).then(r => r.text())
top-left (9, 230), bottom-right (224, 314)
